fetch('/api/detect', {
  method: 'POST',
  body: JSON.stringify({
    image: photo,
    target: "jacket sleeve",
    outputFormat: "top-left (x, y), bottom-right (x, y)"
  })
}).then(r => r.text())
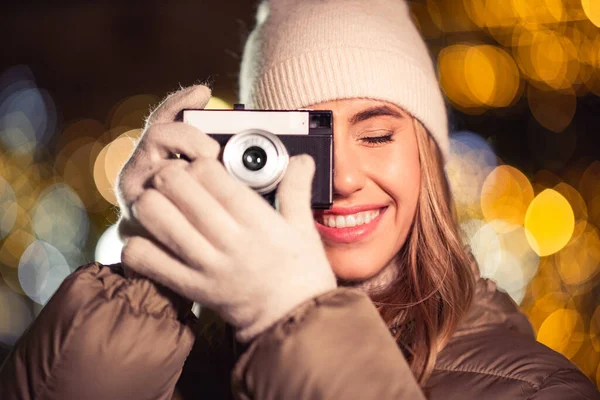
top-left (529, 368), bottom-right (600, 400)
top-left (0, 262), bottom-right (196, 400)
top-left (231, 288), bottom-right (426, 400)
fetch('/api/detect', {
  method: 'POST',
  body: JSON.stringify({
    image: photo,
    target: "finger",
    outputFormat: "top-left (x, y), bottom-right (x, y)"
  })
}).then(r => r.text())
top-left (185, 158), bottom-right (276, 227)
top-left (276, 154), bottom-right (316, 231)
top-left (140, 122), bottom-right (221, 161)
top-left (121, 236), bottom-right (210, 303)
top-left (146, 85), bottom-right (212, 126)
top-left (151, 163), bottom-right (247, 250)
top-left (132, 188), bottom-right (224, 268)
top-left (116, 158), bottom-right (189, 218)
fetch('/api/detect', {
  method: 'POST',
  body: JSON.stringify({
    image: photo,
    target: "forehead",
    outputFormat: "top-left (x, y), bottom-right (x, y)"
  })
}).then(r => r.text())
top-left (307, 98), bottom-right (406, 113)
top-left (306, 99), bottom-right (410, 121)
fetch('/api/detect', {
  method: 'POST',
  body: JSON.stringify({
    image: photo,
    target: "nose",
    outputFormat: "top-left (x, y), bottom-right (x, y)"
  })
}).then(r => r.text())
top-left (333, 139), bottom-right (366, 197)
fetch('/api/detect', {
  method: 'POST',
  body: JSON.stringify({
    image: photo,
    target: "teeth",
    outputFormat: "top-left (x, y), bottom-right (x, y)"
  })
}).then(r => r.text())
top-left (320, 209), bottom-right (381, 228)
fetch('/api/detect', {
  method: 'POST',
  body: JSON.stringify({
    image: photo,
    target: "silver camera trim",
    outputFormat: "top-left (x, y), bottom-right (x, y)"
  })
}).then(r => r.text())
top-left (222, 129), bottom-right (289, 194)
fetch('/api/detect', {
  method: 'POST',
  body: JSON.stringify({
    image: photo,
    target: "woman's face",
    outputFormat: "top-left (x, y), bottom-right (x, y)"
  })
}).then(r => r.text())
top-left (309, 99), bottom-right (421, 282)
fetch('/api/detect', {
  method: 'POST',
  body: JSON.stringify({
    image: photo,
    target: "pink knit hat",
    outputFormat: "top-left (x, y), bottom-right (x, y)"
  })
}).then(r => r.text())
top-left (238, 0), bottom-right (449, 160)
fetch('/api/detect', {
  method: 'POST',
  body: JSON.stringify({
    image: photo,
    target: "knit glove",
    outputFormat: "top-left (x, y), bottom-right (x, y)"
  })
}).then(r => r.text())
top-left (121, 154), bottom-right (338, 342)
top-left (115, 85), bottom-right (220, 243)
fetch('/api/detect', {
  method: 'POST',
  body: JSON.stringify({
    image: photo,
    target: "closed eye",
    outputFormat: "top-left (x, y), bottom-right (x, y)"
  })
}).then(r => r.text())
top-left (362, 134), bottom-right (394, 145)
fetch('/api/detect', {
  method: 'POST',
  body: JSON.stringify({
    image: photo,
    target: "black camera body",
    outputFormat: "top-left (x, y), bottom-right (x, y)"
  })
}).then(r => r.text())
top-left (182, 105), bottom-right (333, 209)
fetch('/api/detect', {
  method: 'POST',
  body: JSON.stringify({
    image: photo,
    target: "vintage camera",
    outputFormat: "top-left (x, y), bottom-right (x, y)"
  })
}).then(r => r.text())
top-left (182, 105), bottom-right (333, 209)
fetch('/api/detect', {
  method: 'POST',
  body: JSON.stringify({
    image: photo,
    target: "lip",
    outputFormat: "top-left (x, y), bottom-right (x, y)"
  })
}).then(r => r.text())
top-left (313, 204), bottom-right (389, 216)
top-left (314, 206), bottom-right (388, 244)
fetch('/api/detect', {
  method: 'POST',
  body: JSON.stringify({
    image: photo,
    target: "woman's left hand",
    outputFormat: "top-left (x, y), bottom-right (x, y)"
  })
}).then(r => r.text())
top-left (121, 154), bottom-right (337, 342)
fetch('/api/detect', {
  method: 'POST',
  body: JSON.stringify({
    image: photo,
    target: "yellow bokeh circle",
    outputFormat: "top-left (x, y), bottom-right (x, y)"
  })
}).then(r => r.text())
top-left (524, 189), bottom-right (575, 256)
top-left (582, 0), bottom-right (600, 28)
top-left (537, 308), bottom-right (585, 359)
top-left (481, 165), bottom-right (534, 231)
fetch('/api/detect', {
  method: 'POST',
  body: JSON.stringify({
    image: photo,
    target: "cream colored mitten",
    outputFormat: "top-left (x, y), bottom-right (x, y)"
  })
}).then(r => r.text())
top-left (115, 85), bottom-right (220, 242)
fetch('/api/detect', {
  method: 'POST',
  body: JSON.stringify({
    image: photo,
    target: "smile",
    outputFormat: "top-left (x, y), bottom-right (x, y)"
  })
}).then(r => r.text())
top-left (316, 209), bottom-right (381, 228)
top-left (313, 206), bottom-right (388, 244)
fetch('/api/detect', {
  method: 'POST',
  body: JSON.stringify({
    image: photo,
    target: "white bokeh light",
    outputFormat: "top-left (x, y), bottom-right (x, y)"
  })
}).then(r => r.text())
top-left (18, 240), bottom-right (71, 305)
top-left (94, 224), bottom-right (124, 265)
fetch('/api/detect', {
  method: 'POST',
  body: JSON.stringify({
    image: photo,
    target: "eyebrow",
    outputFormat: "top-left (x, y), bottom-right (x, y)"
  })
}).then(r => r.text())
top-left (348, 105), bottom-right (404, 124)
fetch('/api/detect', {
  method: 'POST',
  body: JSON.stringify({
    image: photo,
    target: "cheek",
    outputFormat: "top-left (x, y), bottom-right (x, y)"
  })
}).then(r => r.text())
top-left (369, 144), bottom-right (421, 206)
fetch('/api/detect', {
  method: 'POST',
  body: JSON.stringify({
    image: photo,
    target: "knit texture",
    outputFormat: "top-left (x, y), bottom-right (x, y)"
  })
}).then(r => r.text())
top-left (239, 0), bottom-right (449, 160)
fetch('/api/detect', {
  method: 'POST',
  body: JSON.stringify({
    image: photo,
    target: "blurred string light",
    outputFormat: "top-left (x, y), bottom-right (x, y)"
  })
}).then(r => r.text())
top-left (93, 129), bottom-right (141, 206)
top-left (480, 165), bottom-right (533, 232)
top-left (555, 223), bottom-right (600, 287)
top-left (18, 240), bottom-right (70, 305)
top-left (581, 0), bottom-right (600, 27)
top-left (446, 131), bottom-right (497, 221)
top-left (0, 229), bottom-right (36, 295)
top-left (32, 183), bottom-right (89, 269)
top-left (592, 307), bottom-right (600, 352)
top-left (537, 308), bottom-right (585, 359)
top-left (91, 95), bottom-right (233, 207)
top-left (0, 177), bottom-right (18, 240)
top-left (94, 224), bottom-right (124, 265)
top-left (107, 94), bottom-right (160, 129)
top-left (525, 189), bottom-right (575, 256)
top-left (54, 120), bottom-right (107, 213)
top-left (0, 65), bottom-right (56, 154)
top-left (438, 44), bottom-right (521, 113)
top-left (515, 28), bottom-right (580, 91)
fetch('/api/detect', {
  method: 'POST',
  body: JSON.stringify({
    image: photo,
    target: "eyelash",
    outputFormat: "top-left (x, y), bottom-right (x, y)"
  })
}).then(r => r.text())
top-left (362, 134), bottom-right (394, 145)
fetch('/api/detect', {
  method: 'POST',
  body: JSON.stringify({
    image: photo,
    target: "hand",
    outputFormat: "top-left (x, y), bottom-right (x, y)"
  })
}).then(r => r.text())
top-left (121, 154), bottom-right (338, 342)
top-left (115, 84), bottom-right (220, 242)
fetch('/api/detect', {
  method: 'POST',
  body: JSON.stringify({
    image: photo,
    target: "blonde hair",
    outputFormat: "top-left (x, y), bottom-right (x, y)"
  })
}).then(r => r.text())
top-left (370, 119), bottom-right (475, 384)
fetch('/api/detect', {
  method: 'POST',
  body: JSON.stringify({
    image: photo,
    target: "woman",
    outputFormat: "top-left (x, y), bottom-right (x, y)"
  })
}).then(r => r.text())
top-left (1, 0), bottom-right (598, 399)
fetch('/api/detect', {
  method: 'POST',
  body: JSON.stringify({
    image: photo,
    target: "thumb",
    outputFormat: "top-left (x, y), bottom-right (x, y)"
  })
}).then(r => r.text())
top-left (146, 85), bottom-right (212, 127)
top-left (276, 154), bottom-right (316, 231)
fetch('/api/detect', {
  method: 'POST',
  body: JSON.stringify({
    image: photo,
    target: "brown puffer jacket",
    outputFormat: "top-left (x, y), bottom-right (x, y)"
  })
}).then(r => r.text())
top-left (0, 260), bottom-right (598, 399)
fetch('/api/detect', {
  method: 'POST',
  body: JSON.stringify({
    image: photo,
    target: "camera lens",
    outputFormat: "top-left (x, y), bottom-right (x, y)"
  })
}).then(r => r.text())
top-left (242, 146), bottom-right (267, 171)
top-left (222, 129), bottom-right (289, 194)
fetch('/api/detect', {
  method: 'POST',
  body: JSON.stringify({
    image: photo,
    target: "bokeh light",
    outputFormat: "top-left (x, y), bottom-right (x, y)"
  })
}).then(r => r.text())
top-left (18, 240), bottom-right (71, 305)
top-left (555, 223), bottom-right (600, 286)
top-left (0, 177), bottom-right (18, 241)
top-left (0, 229), bottom-right (36, 295)
top-left (0, 283), bottom-right (33, 346)
top-left (93, 130), bottom-right (141, 205)
top-left (582, 0), bottom-right (600, 28)
top-left (537, 308), bottom-right (585, 359)
top-left (524, 189), bottom-right (575, 256)
top-left (0, 66), bottom-right (56, 154)
top-left (94, 224), bottom-right (124, 265)
top-left (32, 183), bottom-right (90, 257)
top-left (107, 94), bottom-right (160, 129)
top-left (446, 131), bottom-right (497, 221)
top-left (481, 165), bottom-right (534, 232)
top-left (591, 306), bottom-right (600, 352)
top-left (439, 44), bottom-right (521, 112)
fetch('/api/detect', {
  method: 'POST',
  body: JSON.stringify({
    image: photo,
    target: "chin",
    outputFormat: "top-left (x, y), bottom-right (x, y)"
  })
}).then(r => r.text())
top-left (329, 259), bottom-right (384, 282)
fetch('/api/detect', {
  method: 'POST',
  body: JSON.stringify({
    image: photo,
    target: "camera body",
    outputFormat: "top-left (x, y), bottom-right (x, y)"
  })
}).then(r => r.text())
top-left (182, 105), bottom-right (333, 209)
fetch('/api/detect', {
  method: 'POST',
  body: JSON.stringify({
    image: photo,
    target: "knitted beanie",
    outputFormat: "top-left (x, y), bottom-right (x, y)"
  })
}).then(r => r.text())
top-left (238, 0), bottom-right (449, 160)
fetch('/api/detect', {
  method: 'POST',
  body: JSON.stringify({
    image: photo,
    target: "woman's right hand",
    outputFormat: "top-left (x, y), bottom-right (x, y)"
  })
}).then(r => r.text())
top-left (115, 84), bottom-right (221, 243)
